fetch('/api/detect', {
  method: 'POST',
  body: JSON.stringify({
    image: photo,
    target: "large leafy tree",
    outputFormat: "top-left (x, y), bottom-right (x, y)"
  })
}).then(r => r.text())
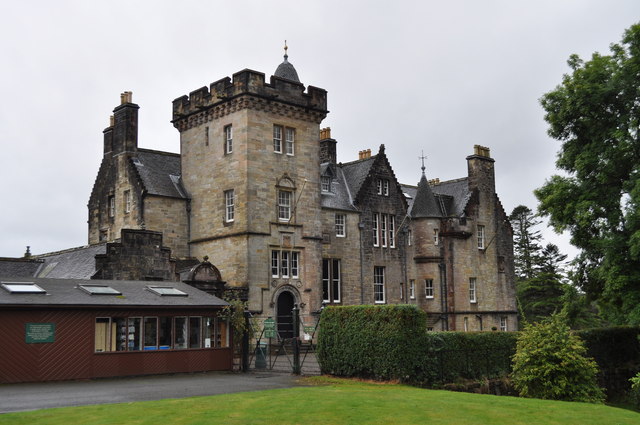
top-left (535, 23), bottom-right (640, 325)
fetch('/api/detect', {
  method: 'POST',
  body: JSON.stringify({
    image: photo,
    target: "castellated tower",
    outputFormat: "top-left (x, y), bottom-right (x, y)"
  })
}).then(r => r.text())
top-left (172, 52), bottom-right (328, 327)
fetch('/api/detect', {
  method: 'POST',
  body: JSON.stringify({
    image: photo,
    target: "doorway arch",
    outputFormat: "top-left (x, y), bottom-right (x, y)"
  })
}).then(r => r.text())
top-left (276, 290), bottom-right (295, 340)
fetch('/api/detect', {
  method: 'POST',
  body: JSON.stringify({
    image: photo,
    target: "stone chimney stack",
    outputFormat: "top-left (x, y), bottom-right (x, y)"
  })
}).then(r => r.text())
top-left (319, 127), bottom-right (337, 164)
top-left (111, 91), bottom-right (139, 155)
top-left (466, 144), bottom-right (495, 194)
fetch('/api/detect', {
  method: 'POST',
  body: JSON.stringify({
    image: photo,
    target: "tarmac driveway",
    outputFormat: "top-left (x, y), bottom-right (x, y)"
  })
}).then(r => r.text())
top-left (0, 371), bottom-right (300, 413)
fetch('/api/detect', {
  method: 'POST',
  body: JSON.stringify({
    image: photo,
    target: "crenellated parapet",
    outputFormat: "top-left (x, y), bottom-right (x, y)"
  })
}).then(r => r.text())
top-left (172, 69), bottom-right (328, 131)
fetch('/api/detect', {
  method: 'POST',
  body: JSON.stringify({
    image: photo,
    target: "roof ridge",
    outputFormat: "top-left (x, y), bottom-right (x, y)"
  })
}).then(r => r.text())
top-left (137, 148), bottom-right (180, 157)
top-left (36, 243), bottom-right (107, 258)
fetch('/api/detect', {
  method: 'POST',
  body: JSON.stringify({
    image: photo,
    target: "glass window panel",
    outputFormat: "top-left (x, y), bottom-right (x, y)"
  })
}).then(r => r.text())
top-left (158, 317), bottom-right (172, 349)
top-left (189, 317), bottom-right (202, 348)
top-left (128, 317), bottom-right (142, 351)
top-left (144, 317), bottom-right (158, 350)
top-left (114, 317), bottom-right (127, 351)
top-left (204, 317), bottom-right (215, 348)
top-left (174, 317), bottom-right (188, 349)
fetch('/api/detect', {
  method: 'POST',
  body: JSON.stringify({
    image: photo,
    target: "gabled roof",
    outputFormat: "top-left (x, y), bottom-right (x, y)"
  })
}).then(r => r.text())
top-left (0, 277), bottom-right (228, 308)
top-left (132, 149), bottom-right (188, 199)
top-left (340, 156), bottom-right (376, 200)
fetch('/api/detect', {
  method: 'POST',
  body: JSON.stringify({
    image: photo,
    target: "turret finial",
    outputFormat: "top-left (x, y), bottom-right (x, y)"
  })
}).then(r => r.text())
top-left (419, 151), bottom-right (427, 175)
top-left (284, 40), bottom-right (289, 61)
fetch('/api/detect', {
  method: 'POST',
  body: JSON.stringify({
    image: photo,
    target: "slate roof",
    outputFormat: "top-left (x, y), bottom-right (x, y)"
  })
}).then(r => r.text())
top-left (410, 173), bottom-right (442, 218)
top-left (132, 149), bottom-right (188, 199)
top-left (321, 163), bottom-right (358, 211)
top-left (35, 244), bottom-right (106, 279)
top-left (340, 156), bottom-right (376, 201)
top-left (0, 277), bottom-right (228, 308)
top-left (0, 258), bottom-right (44, 278)
top-left (431, 178), bottom-right (471, 216)
top-left (402, 177), bottom-right (470, 218)
top-left (274, 55), bottom-right (300, 83)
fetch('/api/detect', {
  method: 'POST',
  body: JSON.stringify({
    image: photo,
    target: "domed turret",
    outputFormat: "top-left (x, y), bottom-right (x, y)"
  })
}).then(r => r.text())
top-left (274, 41), bottom-right (300, 83)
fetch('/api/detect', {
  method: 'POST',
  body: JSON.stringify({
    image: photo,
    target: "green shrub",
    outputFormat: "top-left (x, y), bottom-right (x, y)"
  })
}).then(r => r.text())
top-left (317, 305), bottom-right (430, 382)
top-left (511, 315), bottom-right (605, 403)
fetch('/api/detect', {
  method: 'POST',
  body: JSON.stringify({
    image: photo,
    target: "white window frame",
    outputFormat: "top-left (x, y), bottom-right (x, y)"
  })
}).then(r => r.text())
top-left (285, 127), bottom-right (295, 155)
top-left (425, 279), bottom-right (434, 299)
top-left (281, 251), bottom-right (290, 278)
top-left (278, 190), bottom-right (292, 221)
top-left (271, 251), bottom-right (279, 277)
top-left (477, 225), bottom-right (485, 250)
top-left (322, 258), bottom-right (341, 304)
top-left (407, 229), bottom-right (412, 246)
top-left (224, 189), bottom-right (235, 222)
top-left (273, 125), bottom-right (282, 153)
top-left (109, 195), bottom-right (115, 218)
top-left (381, 214), bottom-right (388, 247)
top-left (469, 277), bottom-right (477, 303)
top-left (383, 180), bottom-right (389, 196)
top-left (389, 215), bottom-right (395, 248)
top-left (374, 266), bottom-right (385, 304)
top-left (124, 190), bottom-right (131, 214)
top-left (434, 229), bottom-right (439, 245)
top-left (224, 124), bottom-right (233, 154)
top-left (464, 317), bottom-right (469, 332)
top-left (291, 251), bottom-right (299, 278)
top-left (321, 176), bottom-right (331, 192)
top-left (500, 316), bottom-right (508, 332)
top-left (373, 213), bottom-right (380, 247)
top-left (376, 179), bottom-right (383, 195)
top-left (335, 214), bottom-right (346, 237)
top-left (409, 280), bottom-right (415, 299)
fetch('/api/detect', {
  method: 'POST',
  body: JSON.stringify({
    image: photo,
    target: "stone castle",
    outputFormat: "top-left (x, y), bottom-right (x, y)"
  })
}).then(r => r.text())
top-left (81, 49), bottom-right (516, 333)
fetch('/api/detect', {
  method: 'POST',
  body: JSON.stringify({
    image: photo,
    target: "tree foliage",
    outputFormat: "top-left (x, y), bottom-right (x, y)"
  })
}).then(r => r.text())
top-left (535, 23), bottom-right (640, 325)
top-left (511, 315), bottom-right (605, 403)
top-left (509, 205), bottom-right (543, 280)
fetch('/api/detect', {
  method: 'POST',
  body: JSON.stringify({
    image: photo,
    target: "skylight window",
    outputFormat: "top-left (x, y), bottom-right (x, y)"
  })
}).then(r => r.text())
top-left (1, 282), bottom-right (46, 294)
top-left (146, 286), bottom-right (188, 297)
top-left (78, 284), bottom-right (122, 295)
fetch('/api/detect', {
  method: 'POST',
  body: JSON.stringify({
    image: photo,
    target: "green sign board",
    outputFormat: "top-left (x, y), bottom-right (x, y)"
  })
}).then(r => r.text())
top-left (264, 318), bottom-right (276, 339)
top-left (304, 325), bottom-right (315, 334)
top-left (25, 323), bottom-right (55, 344)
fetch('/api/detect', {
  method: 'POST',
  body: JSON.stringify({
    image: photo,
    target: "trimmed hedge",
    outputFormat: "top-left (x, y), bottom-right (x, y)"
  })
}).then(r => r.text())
top-left (317, 305), bottom-right (516, 385)
top-left (317, 306), bottom-right (640, 395)
top-left (426, 331), bottom-right (517, 383)
top-left (317, 305), bottom-right (429, 381)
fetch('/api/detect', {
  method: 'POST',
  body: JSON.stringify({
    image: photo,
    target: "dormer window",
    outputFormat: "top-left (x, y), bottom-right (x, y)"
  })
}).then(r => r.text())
top-left (321, 176), bottom-right (331, 192)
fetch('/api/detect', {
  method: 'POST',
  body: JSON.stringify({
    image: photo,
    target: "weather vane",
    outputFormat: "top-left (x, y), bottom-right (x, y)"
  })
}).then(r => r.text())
top-left (419, 151), bottom-right (427, 174)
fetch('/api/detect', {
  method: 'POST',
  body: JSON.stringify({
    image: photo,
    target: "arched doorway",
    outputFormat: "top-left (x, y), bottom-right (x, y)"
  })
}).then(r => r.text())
top-left (276, 291), bottom-right (295, 340)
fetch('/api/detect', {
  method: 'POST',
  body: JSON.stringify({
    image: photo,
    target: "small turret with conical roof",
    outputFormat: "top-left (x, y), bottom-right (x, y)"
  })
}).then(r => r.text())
top-left (411, 153), bottom-right (442, 218)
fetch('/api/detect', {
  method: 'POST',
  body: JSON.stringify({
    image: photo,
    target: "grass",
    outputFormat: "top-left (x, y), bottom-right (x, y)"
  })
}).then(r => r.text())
top-left (0, 376), bottom-right (638, 425)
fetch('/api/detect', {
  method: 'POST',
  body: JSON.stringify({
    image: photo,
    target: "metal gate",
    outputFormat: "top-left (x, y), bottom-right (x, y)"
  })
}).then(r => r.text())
top-left (246, 305), bottom-right (321, 375)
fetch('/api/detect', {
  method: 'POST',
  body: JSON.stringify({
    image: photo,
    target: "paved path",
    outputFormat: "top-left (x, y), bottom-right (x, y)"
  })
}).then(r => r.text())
top-left (0, 371), bottom-right (301, 413)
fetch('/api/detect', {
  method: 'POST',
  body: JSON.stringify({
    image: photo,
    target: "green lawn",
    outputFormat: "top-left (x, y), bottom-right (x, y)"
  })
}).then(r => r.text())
top-left (1, 377), bottom-right (638, 425)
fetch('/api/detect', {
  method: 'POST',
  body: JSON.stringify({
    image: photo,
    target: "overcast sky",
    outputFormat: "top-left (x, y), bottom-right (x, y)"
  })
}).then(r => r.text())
top-left (1, 1), bottom-right (638, 259)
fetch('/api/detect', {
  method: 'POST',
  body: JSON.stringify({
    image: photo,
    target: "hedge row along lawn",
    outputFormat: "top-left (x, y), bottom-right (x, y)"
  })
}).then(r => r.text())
top-left (0, 377), bottom-right (638, 425)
